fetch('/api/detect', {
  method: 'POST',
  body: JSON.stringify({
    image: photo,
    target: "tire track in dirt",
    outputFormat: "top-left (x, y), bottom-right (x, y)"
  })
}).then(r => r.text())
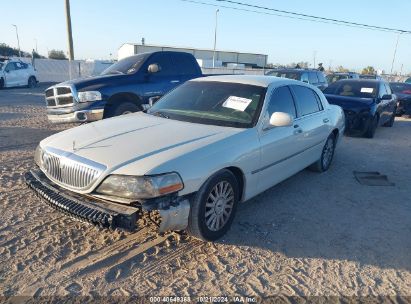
top-left (20, 227), bottom-right (171, 295)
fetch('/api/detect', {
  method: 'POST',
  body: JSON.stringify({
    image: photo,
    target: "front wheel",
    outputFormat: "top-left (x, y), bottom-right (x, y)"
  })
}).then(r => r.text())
top-left (187, 169), bottom-right (239, 241)
top-left (104, 102), bottom-right (141, 118)
top-left (28, 76), bottom-right (37, 88)
top-left (309, 133), bottom-right (336, 172)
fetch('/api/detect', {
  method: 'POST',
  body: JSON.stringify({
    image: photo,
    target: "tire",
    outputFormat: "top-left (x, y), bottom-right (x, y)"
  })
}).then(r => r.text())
top-left (27, 76), bottom-right (37, 88)
top-left (383, 111), bottom-right (395, 127)
top-left (104, 102), bottom-right (141, 118)
top-left (186, 169), bottom-right (239, 241)
top-left (0, 78), bottom-right (4, 89)
top-left (364, 115), bottom-right (378, 138)
top-left (309, 133), bottom-right (336, 173)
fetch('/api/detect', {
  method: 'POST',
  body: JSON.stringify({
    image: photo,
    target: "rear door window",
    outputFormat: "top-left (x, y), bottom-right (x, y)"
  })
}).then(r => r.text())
top-left (290, 85), bottom-right (322, 116)
top-left (175, 53), bottom-right (199, 76)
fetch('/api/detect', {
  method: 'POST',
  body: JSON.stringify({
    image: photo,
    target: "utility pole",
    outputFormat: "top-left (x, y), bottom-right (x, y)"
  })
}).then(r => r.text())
top-left (65, 0), bottom-right (74, 60)
top-left (212, 9), bottom-right (219, 68)
top-left (34, 38), bottom-right (38, 53)
top-left (12, 24), bottom-right (21, 58)
top-left (390, 33), bottom-right (400, 75)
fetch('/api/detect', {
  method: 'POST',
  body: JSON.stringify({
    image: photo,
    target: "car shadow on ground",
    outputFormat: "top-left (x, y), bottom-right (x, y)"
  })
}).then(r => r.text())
top-left (219, 122), bottom-right (411, 272)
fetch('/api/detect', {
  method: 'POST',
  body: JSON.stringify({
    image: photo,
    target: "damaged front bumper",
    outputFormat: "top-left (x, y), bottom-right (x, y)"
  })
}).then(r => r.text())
top-left (24, 169), bottom-right (190, 232)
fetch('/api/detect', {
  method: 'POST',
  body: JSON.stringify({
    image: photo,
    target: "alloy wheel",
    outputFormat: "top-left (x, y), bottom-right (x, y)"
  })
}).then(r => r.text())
top-left (322, 137), bottom-right (334, 169)
top-left (204, 181), bottom-right (235, 232)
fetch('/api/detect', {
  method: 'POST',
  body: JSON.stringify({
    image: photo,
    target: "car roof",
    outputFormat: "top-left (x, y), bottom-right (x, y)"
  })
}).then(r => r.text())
top-left (334, 79), bottom-right (382, 83)
top-left (192, 74), bottom-right (306, 88)
top-left (271, 68), bottom-right (319, 73)
top-left (329, 72), bottom-right (357, 75)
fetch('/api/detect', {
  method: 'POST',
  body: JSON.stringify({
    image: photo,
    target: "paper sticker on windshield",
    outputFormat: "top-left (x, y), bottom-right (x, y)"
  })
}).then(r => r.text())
top-left (361, 87), bottom-right (374, 93)
top-left (222, 96), bottom-right (252, 111)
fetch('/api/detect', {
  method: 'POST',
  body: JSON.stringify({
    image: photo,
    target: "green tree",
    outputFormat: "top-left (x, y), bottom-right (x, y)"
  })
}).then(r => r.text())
top-left (0, 43), bottom-right (19, 57)
top-left (48, 50), bottom-right (67, 60)
top-left (336, 66), bottom-right (349, 73)
top-left (362, 66), bottom-right (376, 75)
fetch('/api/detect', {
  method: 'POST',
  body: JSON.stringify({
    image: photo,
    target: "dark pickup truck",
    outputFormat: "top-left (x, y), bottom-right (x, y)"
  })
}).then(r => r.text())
top-left (45, 51), bottom-right (204, 123)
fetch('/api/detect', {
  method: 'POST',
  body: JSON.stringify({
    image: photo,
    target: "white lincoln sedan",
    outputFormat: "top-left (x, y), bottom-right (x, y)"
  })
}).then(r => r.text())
top-left (26, 75), bottom-right (344, 241)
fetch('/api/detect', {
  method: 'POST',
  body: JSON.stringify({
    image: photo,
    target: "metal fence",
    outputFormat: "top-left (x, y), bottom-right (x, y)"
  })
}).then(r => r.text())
top-left (14, 57), bottom-right (410, 83)
top-left (18, 58), bottom-right (113, 83)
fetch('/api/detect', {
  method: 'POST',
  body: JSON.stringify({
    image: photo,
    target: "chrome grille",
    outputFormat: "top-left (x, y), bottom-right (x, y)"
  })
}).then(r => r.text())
top-left (45, 85), bottom-right (76, 108)
top-left (41, 148), bottom-right (106, 190)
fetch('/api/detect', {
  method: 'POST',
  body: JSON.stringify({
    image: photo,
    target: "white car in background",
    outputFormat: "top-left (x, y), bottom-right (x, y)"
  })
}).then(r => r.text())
top-left (0, 59), bottom-right (38, 89)
top-left (25, 75), bottom-right (345, 241)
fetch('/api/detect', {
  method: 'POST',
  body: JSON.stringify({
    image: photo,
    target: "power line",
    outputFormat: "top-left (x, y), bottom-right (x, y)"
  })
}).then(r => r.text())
top-left (179, 0), bottom-right (411, 34)
top-left (216, 0), bottom-right (411, 34)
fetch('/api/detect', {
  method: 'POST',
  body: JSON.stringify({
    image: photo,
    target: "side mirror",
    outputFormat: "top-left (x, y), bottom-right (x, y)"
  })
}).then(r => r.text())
top-left (149, 96), bottom-right (161, 106)
top-left (381, 94), bottom-right (392, 100)
top-left (147, 63), bottom-right (160, 74)
top-left (269, 112), bottom-right (293, 127)
top-left (302, 79), bottom-right (309, 83)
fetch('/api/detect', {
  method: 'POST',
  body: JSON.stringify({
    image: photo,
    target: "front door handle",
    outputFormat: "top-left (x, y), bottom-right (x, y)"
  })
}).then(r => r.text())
top-left (323, 118), bottom-right (330, 123)
top-left (170, 80), bottom-right (180, 83)
top-left (293, 125), bottom-right (302, 135)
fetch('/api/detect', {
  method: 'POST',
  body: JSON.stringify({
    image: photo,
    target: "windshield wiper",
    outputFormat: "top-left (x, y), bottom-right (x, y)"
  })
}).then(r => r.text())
top-left (152, 111), bottom-right (170, 119)
top-left (104, 70), bottom-right (123, 75)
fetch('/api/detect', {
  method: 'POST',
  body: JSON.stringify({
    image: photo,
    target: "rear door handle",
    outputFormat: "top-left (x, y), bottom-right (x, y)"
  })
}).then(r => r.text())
top-left (170, 80), bottom-right (180, 83)
top-left (323, 118), bottom-right (329, 123)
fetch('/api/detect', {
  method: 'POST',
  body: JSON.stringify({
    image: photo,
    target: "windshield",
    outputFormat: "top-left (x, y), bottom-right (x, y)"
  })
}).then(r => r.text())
top-left (323, 81), bottom-right (378, 98)
top-left (148, 81), bottom-right (266, 128)
top-left (101, 53), bottom-right (149, 75)
top-left (390, 83), bottom-right (411, 94)
top-left (266, 71), bottom-right (301, 80)
top-left (326, 74), bottom-right (348, 83)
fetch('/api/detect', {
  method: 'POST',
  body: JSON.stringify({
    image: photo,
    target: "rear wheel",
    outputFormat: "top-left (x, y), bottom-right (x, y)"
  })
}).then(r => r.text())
top-left (28, 76), bottom-right (37, 88)
top-left (0, 78), bottom-right (4, 89)
top-left (364, 115), bottom-right (378, 138)
top-left (187, 169), bottom-right (239, 241)
top-left (104, 102), bottom-right (141, 118)
top-left (309, 133), bottom-right (336, 172)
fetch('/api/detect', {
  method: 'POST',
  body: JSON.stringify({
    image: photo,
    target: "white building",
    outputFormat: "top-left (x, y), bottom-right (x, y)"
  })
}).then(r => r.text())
top-left (118, 43), bottom-right (268, 68)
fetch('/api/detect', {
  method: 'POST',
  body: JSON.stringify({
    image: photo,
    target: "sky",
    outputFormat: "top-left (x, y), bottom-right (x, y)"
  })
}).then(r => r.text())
top-left (1, 0), bottom-right (410, 74)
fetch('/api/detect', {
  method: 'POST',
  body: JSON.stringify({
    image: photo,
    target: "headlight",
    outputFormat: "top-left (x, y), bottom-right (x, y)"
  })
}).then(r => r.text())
top-left (34, 145), bottom-right (43, 167)
top-left (77, 91), bottom-right (102, 103)
top-left (95, 173), bottom-right (184, 199)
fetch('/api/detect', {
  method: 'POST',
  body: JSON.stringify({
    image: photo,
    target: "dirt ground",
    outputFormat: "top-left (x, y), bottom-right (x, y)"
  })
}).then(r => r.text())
top-left (0, 84), bottom-right (410, 299)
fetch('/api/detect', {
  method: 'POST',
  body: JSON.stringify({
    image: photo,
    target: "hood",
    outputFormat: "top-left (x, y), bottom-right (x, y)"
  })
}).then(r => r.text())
top-left (325, 94), bottom-right (375, 111)
top-left (59, 74), bottom-right (130, 91)
top-left (40, 112), bottom-right (243, 177)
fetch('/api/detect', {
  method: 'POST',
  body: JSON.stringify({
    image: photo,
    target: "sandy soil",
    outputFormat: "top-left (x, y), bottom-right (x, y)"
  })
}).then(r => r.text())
top-left (0, 85), bottom-right (410, 299)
